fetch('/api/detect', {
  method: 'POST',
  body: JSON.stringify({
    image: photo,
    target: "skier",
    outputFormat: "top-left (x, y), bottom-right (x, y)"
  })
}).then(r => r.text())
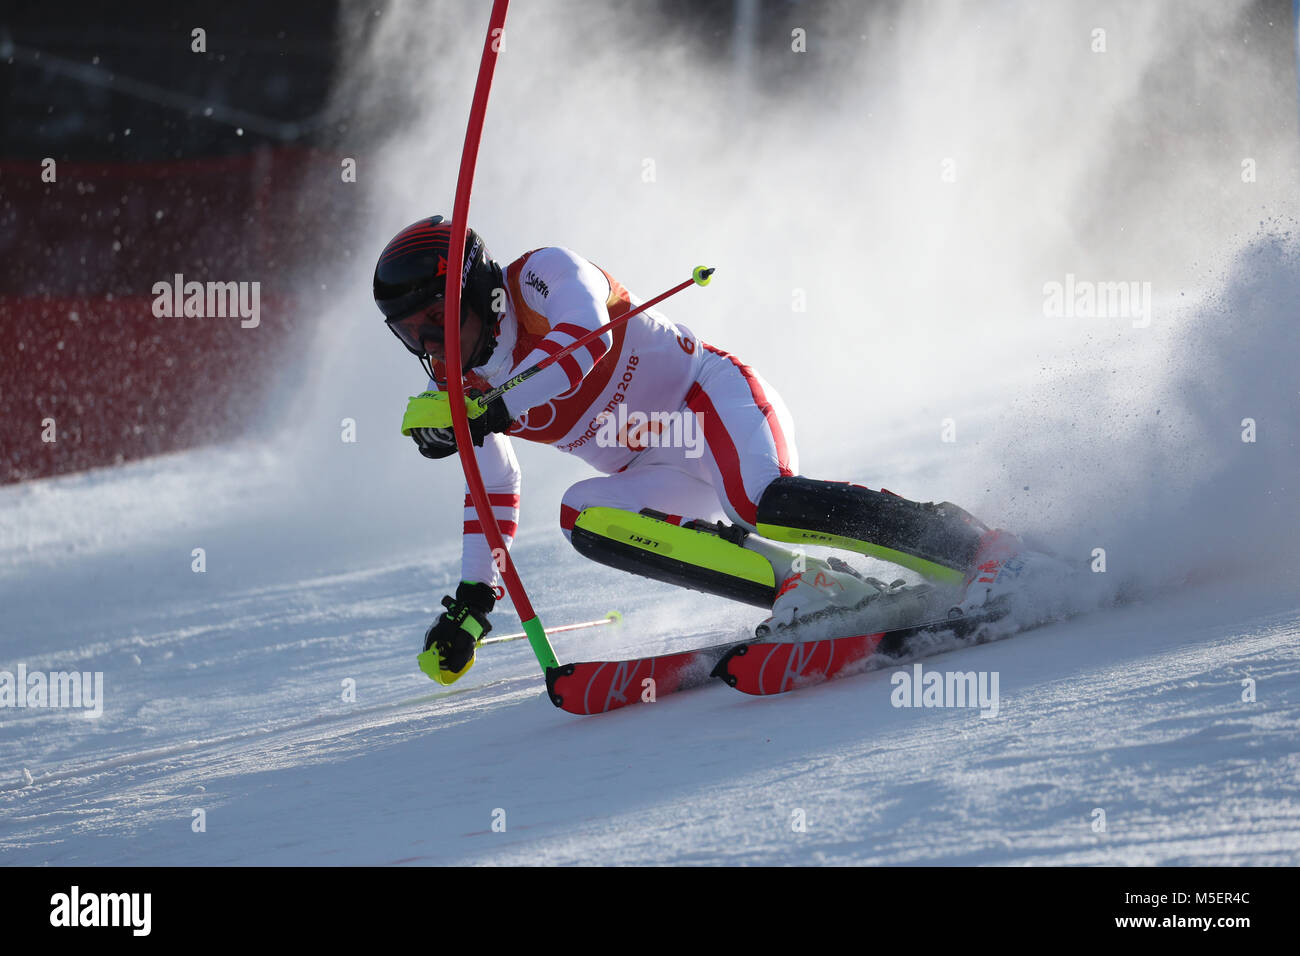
top-left (375, 216), bottom-right (1028, 685)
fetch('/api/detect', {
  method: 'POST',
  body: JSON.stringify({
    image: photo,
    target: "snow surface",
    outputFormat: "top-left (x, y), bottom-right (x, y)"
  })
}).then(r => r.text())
top-left (1, 501), bottom-right (1297, 865)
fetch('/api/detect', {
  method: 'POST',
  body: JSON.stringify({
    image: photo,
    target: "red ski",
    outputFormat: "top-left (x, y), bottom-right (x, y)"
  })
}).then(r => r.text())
top-left (546, 639), bottom-right (745, 715)
top-left (713, 611), bottom-right (998, 697)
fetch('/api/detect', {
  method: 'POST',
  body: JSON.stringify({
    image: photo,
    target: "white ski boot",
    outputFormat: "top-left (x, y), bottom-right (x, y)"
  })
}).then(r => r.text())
top-left (755, 557), bottom-right (937, 638)
top-left (756, 559), bottom-right (875, 637)
top-left (952, 528), bottom-right (1077, 622)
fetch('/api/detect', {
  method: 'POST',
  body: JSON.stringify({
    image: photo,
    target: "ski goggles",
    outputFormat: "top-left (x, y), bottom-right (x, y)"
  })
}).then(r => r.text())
top-left (385, 300), bottom-right (449, 356)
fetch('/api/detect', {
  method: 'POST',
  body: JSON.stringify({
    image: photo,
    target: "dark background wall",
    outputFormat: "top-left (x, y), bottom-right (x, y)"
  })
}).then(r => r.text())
top-left (0, 1), bottom-right (352, 482)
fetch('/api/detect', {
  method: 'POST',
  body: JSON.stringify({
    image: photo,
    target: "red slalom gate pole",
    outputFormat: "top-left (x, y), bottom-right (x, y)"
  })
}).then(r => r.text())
top-left (442, 0), bottom-right (558, 673)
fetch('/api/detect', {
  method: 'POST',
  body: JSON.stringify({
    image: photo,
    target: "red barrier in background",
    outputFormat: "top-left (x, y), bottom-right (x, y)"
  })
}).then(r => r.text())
top-left (0, 293), bottom-right (291, 482)
top-left (0, 149), bottom-right (351, 483)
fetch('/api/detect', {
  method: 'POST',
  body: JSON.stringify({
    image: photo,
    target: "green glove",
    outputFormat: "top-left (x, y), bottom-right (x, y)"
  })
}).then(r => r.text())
top-left (401, 389), bottom-right (512, 447)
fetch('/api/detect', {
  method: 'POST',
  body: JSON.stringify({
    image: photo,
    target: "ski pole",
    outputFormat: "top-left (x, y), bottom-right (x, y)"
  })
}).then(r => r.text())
top-left (481, 610), bottom-right (622, 647)
top-left (475, 265), bottom-right (714, 408)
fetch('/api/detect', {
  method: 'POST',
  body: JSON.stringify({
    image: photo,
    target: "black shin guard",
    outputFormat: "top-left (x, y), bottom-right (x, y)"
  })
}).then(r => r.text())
top-left (754, 476), bottom-right (985, 582)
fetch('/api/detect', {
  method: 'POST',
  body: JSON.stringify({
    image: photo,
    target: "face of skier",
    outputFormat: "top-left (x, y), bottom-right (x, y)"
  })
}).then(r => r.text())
top-left (386, 300), bottom-right (485, 371)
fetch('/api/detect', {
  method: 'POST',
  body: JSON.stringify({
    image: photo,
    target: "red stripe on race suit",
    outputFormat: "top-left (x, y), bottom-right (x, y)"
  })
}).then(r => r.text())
top-left (506, 313), bottom-right (629, 445)
top-left (686, 383), bottom-right (758, 526)
top-left (702, 344), bottom-right (793, 476)
top-left (560, 504), bottom-right (581, 531)
top-left (464, 493), bottom-right (520, 508)
top-left (552, 321), bottom-right (610, 364)
top-left (533, 337), bottom-right (584, 390)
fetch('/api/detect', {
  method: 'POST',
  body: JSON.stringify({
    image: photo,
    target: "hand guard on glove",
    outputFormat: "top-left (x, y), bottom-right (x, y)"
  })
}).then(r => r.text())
top-left (410, 426), bottom-right (457, 459)
top-left (418, 580), bottom-right (496, 684)
top-left (402, 388), bottom-right (513, 454)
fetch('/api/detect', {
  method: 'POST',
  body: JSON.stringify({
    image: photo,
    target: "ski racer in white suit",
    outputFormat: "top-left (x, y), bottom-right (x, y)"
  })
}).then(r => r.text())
top-left (375, 216), bottom-right (1025, 685)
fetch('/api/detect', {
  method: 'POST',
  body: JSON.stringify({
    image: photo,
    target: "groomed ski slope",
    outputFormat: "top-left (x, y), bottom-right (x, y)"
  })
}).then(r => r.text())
top-left (1, 503), bottom-right (1297, 866)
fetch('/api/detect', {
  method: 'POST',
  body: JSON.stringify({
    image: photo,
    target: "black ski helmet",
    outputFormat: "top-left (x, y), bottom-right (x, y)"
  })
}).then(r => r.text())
top-left (373, 215), bottom-right (502, 377)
